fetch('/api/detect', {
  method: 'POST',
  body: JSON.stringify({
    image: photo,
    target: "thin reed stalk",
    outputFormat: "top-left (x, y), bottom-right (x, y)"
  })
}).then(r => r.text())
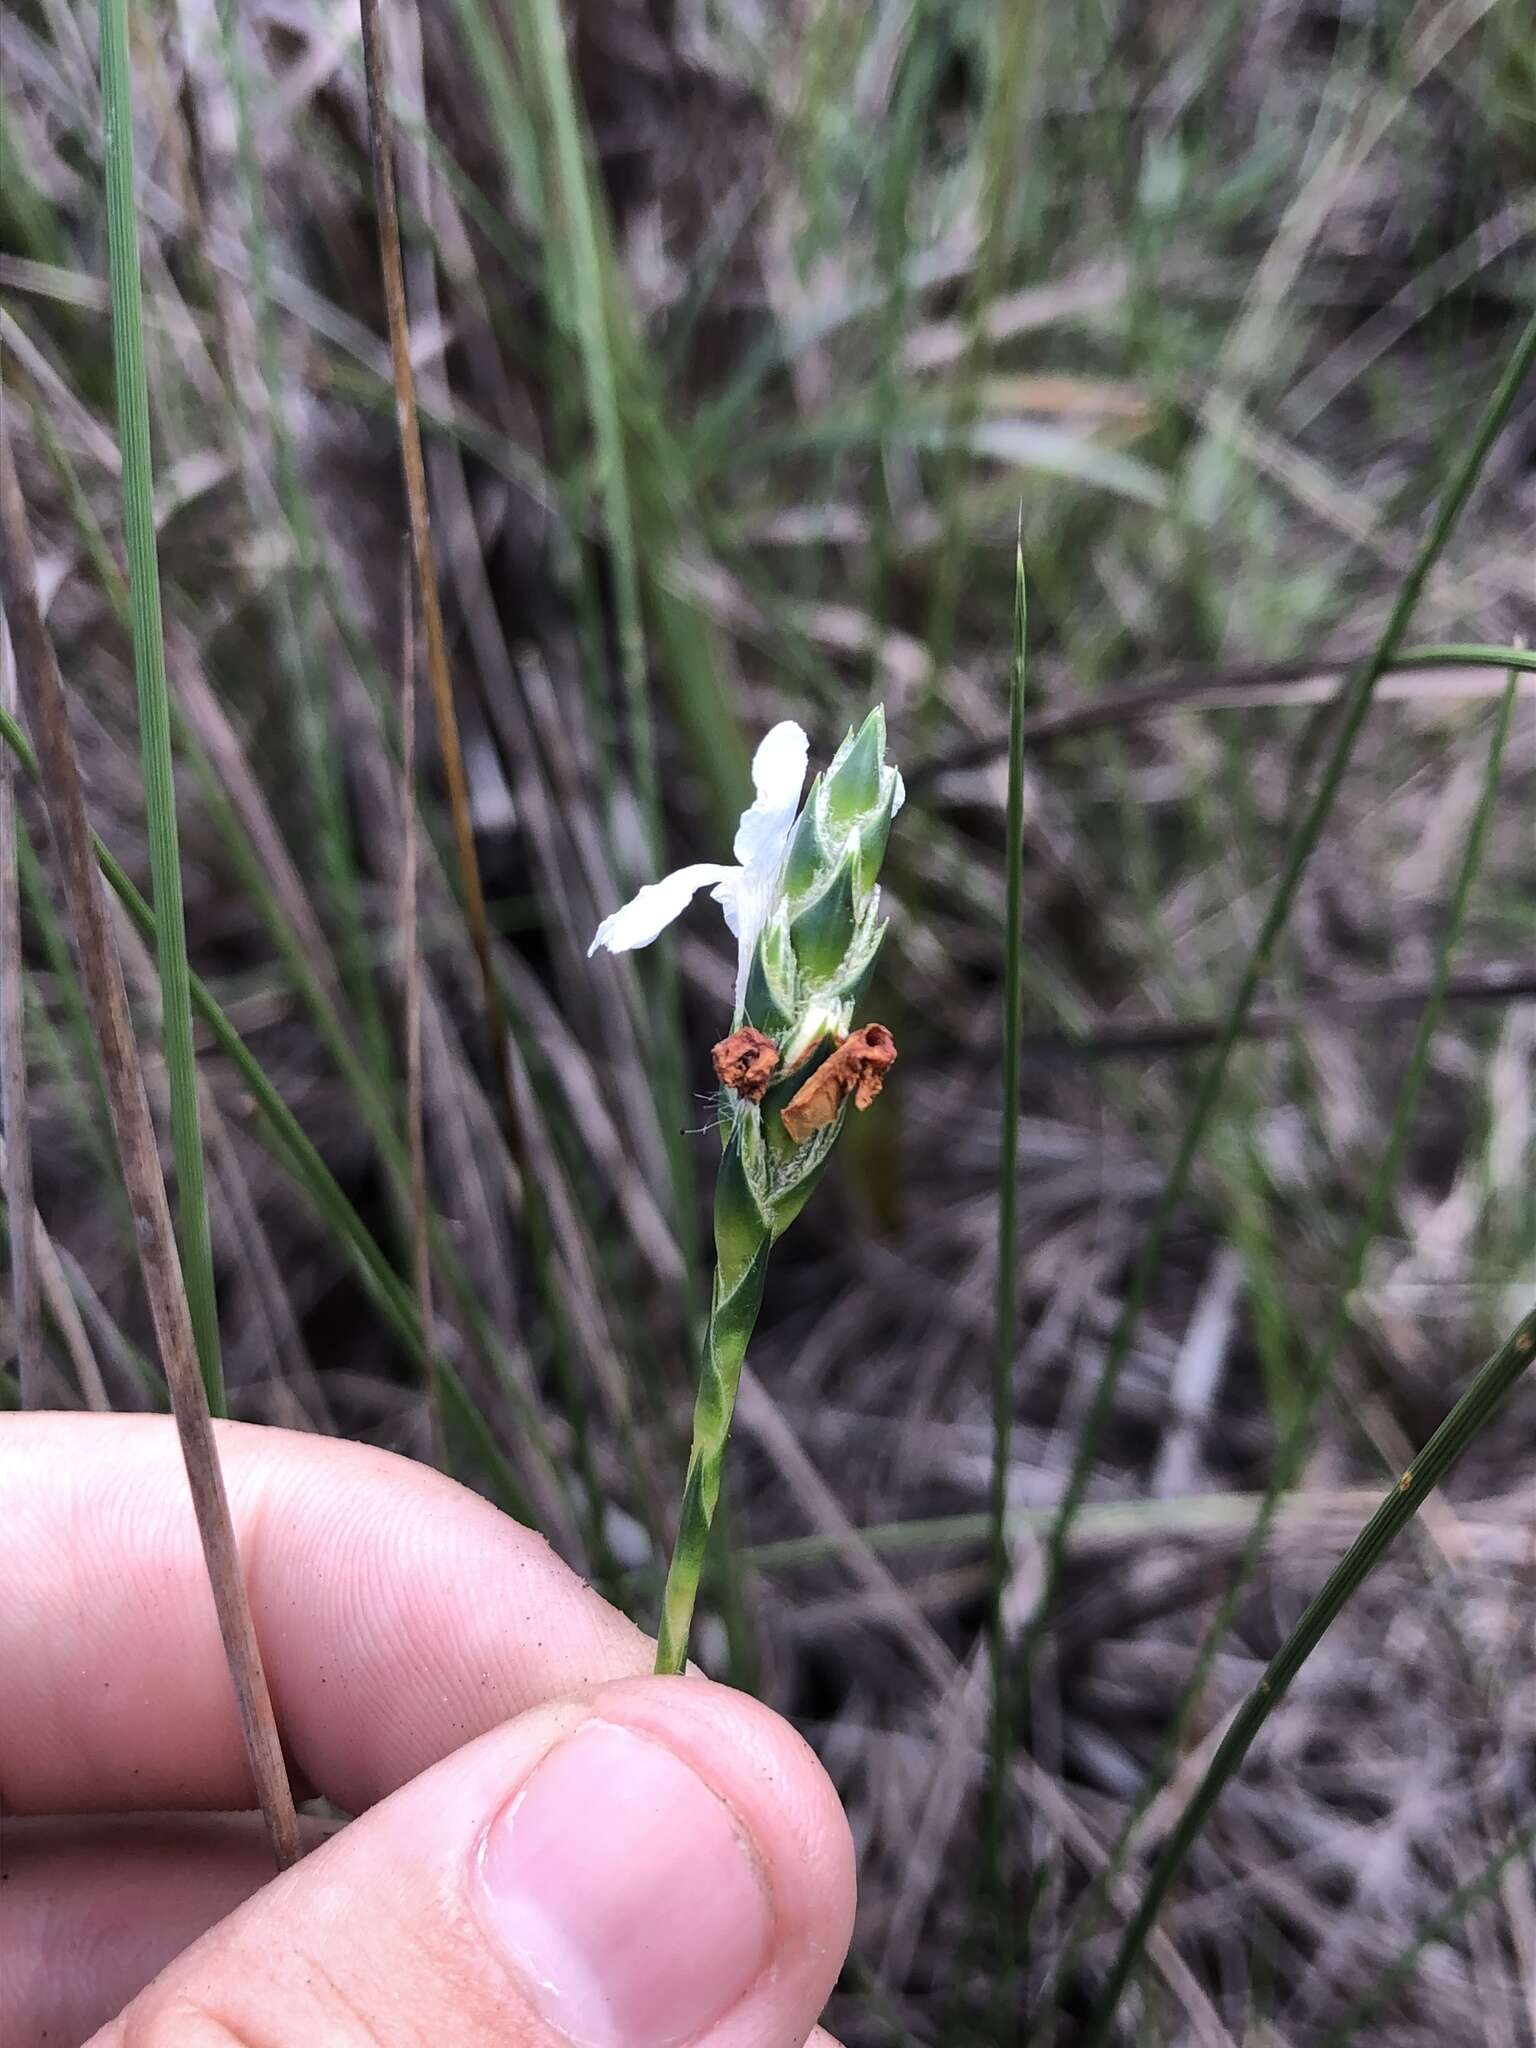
top-left (97, 0), bottom-right (223, 1412)
top-left (0, 416), bottom-right (300, 1870)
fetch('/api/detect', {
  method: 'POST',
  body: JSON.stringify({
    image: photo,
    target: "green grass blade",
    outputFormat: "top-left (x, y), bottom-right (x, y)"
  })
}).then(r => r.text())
top-left (1016, 302), bottom-right (1536, 1675)
top-left (1079, 1298), bottom-right (1536, 2047)
top-left (97, 0), bottom-right (223, 1412)
top-left (1395, 643), bottom-right (1536, 676)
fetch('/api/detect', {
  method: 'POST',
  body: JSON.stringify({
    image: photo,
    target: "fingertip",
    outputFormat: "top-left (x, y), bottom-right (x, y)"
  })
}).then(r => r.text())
top-left (594, 1674), bottom-right (858, 1965)
top-left (467, 1675), bottom-right (855, 2048)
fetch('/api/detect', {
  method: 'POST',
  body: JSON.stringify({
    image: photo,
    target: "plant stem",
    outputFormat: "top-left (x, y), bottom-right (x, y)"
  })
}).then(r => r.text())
top-left (655, 1128), bottom-right (772, 1674)
top-left (396, 558), bottom-right (444, 1468)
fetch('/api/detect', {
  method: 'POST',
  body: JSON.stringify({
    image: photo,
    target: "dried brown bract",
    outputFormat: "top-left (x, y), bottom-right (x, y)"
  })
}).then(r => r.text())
top-left (781, 1023), bottom-right (897, 1143)
top-left (712, 1026), bottom-right (780, 1102)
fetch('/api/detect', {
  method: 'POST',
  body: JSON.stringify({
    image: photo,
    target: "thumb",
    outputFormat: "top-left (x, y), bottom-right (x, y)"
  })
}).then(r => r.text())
top-left (97, 1675), bottom-right (855, 2048)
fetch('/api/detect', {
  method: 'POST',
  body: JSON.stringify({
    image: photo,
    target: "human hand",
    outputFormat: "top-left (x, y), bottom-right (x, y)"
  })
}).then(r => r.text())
top-left (1, 1415), bottom-right (855, 2046)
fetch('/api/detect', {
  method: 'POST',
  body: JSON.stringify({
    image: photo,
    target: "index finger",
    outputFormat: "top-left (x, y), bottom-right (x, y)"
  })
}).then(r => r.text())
top-left (0, 1413), bottom-right (652, 1817)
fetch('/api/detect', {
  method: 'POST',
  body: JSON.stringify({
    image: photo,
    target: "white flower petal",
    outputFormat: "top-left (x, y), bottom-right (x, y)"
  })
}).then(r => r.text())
top-left (588, 862), bottom-right (737, 957)
top-left (891, 767), bottom-right (905, 818)
top-left (733, 720), bottom-right (809, 868)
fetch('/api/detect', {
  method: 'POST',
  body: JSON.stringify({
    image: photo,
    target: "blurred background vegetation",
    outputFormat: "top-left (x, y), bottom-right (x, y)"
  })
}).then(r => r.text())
top-left (2, 0), bottom-right (1534, 2040)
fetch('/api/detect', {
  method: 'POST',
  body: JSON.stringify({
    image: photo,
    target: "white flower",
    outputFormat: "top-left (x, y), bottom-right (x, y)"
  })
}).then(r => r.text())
top-left (588, 721), bottom-right (810, 1012)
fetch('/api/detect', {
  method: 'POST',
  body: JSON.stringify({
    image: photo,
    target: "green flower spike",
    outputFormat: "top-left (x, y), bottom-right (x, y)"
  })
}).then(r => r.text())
top-left (590, 709), bottom-right (903, 1671)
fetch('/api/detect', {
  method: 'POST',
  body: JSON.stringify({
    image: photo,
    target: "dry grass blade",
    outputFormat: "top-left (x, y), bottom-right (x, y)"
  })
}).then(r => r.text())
top-left (355, 0), bottom-right (512, 1119)
top-left (0, 417), bottom-right (301, 1870)
top-left (1317, 1819), bottom-right (1536, 2048)
top-left (0, 611), bottom-right (44, 1401)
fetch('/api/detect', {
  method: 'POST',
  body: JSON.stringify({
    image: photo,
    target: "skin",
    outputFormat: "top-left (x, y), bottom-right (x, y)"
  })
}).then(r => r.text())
top-left (0, 1415), bottom-right (855, 2047)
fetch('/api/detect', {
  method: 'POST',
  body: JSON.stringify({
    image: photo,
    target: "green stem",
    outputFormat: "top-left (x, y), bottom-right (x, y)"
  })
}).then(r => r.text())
top-left (655, 1128), bottom-right (772, 1674)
